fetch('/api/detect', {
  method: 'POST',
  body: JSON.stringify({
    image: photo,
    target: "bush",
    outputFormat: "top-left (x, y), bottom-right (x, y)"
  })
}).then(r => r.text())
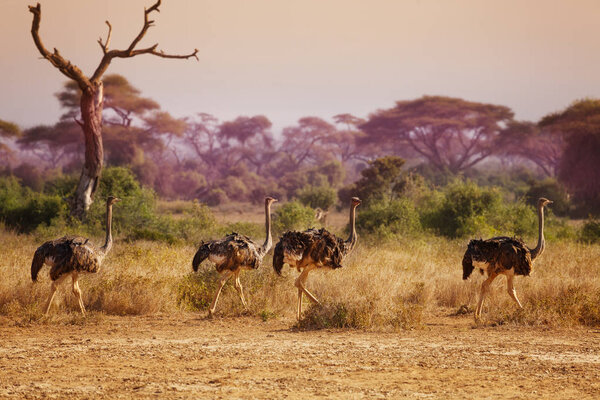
top-left (347, 156), bottom-right (406, 206)
top-left (356, 199), bottom-right (420, 238)
top-left (580, 219), bottom-right (600, 244)
top-left (297, 185), bottom-right (337, 210)
top-left (44, 174), bottom-right (78, 197)
top-left (525, 178), bottom-right (570, 216)
top-left (0, 176), bottom-right (67, 233)
top-left (420, 180), bottom-right (537, 238)
top-left (272, 201), bottom-right (315, 233)
top-left (203, 188), bottom-right (229, 206)
top-left (98, 166), bottom-right (143, 199)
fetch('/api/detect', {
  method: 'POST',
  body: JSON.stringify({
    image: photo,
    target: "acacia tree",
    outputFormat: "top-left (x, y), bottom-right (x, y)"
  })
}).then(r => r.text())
top-left (539, 99), bottom-right (600, 214)
top-left (0, 120), bottom-right (22, 166)
top-left (29, 1), bottom-right (197, 217)
top-left (279, 117), bottom-right (337, 170)
top-left (18, 122), bottom-right (82, 168)
top-left (360, 96), bottom-right (514, 173)
top-left (496, 121), bottom-right (563, 176)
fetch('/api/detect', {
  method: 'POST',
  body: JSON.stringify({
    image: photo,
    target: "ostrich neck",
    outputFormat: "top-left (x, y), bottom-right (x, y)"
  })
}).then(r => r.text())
top-left (530, 204), bottom-right (545, 260)
top-left (261, 202), bottom-right (273, 254)
top-left (100, 203), bottom-right (113, 255)
top-left (346, 204), bottom-right (358, 250)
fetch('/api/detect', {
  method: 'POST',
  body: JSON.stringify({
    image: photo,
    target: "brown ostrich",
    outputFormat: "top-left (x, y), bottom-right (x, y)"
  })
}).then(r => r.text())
top-left (273, 197), bottom-right (361, 320)
top-left (314, 207), bottom-right (329, 226)
top-left (462, 197), bottom-right (552, 321)
top-left (31, 196), bottom-right (121, 315)
top-left (192, 197), bottom-right (277, 316)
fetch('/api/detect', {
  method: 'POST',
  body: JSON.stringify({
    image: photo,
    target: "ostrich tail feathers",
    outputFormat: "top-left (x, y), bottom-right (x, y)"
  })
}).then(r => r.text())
top-left (462, 249), bottom-right (474, 280)
top-left (31, 248), bottom-right (45, 282)
top-left (273, 241), bottom-right (284, 276)
top-left (192, 244), bottom-right (210, 272)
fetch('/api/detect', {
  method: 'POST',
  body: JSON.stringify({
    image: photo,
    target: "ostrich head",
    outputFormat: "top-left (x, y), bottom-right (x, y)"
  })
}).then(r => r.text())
top-left (107, 196), bottom-right (121, 205)
top-left (265, 196), bottom-right (278, 205)
top-left (538, 197), bottom-right (552, 208)
top-left (351, 197), bottom-right (361, 207)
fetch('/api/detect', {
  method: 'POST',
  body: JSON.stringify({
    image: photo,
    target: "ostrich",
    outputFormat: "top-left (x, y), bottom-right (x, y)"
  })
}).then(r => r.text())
top-left (314, 207), bottom-right (329, 226)
top-left (273, 197), bottom-right (361, 320)
top-left (192, 196), bottom-right (277, 316)
top-left (31, 196), bottom-right (121, 315)
top-left (462, 197), bottom-right (552, 321)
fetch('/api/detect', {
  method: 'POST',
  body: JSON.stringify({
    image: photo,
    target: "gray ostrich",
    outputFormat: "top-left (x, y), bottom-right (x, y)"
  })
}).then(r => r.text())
top-left (462, 197), bottom-right (552, 321)
top-left (31, 196), bottom-right (121, 315)
top-left (192, 196), bottom-right (277, 316)
top-left (273, 197), bottom-right (361, 320)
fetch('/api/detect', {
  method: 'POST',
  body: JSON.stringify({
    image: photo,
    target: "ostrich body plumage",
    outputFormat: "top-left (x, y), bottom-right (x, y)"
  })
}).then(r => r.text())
top-left (273, 197), bottom-right (361, 320)
top-left (31, 196), bottom-right (120, 315)
top-left (192, 197), bottom-right (277, 316)
top-left (463, 197), bottom-right (552, 321)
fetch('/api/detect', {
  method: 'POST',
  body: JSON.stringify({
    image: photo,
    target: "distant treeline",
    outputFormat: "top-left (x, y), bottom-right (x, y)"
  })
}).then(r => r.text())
top-left (1, 74), bottom-right (599, 215)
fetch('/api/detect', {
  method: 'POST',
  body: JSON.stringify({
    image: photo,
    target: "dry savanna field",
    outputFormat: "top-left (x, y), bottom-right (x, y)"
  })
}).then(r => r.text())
top-left (1, 209), bottom-right (600, 398)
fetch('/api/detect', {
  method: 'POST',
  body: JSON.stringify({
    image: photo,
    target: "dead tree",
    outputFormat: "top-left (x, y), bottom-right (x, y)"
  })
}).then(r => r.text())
top-left (29, 1), bottom-right (198, 218)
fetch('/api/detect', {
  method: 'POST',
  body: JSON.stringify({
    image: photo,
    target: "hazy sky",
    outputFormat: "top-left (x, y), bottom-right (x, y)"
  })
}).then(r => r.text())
top-left (2, 0), bottom-right (600, 132)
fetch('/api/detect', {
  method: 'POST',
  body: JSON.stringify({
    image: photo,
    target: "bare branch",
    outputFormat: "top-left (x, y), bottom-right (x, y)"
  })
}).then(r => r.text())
top-left (91, 0), bottom-right (198, 81)
top-left (28, 3), bottom-right (91, 89)
top-left (97, 21), bottom-right (113, 54)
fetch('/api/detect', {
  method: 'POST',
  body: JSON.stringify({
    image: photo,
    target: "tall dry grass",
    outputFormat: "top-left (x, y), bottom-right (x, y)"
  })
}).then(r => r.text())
top-left (1, 226), bottom-right (599, 328)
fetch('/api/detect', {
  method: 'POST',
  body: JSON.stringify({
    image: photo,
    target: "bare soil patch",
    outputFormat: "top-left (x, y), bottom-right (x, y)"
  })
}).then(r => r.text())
top-left (1, 311), bottom-right (599, 399)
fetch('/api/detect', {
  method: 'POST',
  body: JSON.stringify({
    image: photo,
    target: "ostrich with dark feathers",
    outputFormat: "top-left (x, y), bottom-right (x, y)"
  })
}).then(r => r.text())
top-left (462, 197), bottom-right (552, 321)
top-left (273, 197), bottom-right (361, 320)
top-left (31, 196), bottom-right (121, 315)
top-left (192, 197), bottom-right (277, 316)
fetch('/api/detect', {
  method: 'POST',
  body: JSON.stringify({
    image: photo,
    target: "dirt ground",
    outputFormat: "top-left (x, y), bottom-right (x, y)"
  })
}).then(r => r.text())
top-left (1, 312), bottom-right (599, 399)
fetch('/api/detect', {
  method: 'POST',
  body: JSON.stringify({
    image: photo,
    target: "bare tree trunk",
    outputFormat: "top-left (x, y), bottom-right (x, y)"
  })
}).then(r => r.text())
top-left (72, 84), bottom-right (104, 218)
top-left (29, 1), bottom-right (197, 218)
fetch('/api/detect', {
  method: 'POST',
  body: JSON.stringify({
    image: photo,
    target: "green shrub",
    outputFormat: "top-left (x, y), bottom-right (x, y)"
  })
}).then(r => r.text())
top-left (44, 174), bottom-right (78, 197)
top-left (98, 166), bottom-right (143, 198)
top-left (297, 185), bottom-right (337, 210)
top-left (420, 180), bottom-right (538, 238)
top-left (421, 180), bottom-right (502, 237)
top-left (580, 219), bottom-right (600, 244)
top-left (273, 201), bottom-right (315, 233)
top-left (525, 178), bottom-right (570, 216)
top-left (0, 176), bottom-right (67, 232)
top-left (356, 199), bottom-right (420, 238)
top-left (345, 156), bottom-right (406, 206)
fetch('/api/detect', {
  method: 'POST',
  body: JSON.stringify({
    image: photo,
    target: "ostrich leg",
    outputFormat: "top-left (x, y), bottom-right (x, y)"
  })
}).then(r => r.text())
top-left (233, 270), bottom-right (248, 309)
top-left (294, 265), bottom-right (320, 320)
top-left (209, 270), bottom-right (233, 316)
top-left (71, 273), bottom-right (86, 315)
top-left (45, 274), bottom-right (68, 315)
top-left (475, 272), bottom-right (497, 321)
top-left (506, 274), bottom-right (523, 309)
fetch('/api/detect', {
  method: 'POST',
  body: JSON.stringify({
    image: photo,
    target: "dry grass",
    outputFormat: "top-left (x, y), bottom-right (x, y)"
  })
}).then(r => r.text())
top-left (1, 226), bottom-right (599, 329)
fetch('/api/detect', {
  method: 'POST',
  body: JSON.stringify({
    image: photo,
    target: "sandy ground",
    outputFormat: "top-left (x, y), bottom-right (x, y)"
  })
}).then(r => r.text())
top-left (1, 312), bottom-right (599, 399)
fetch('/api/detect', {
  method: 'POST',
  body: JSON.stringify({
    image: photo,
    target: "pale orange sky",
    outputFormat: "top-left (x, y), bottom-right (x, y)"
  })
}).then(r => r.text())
top-left (2, 0), bottom-right (600, 132)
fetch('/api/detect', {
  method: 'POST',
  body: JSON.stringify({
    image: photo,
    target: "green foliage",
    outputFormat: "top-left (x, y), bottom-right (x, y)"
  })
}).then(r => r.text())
top-left (44, 174), bottom-right (78, 197)
top-left (98, 166), bottom-right (143, 198)
top-left (580, 219), bottom-right (600, 244)
top-left (308, 160), bottom-right (345, 187)
top-left (204, 188), bottom-right (229, 206)
top-left (344, 156), bottom-right (406, 206)
top-left (296, 185), bottom-right (337, 210)
top-left (0, 176), bottom-right (67, 233)
top-left (525, 178), bottom-right (570, 216)
top-left (273, 201), bottom-right (315, 233)
top-left (356, 199), bottom-right (420, 238)
top-left (420, 180), bottom-right (536, 238)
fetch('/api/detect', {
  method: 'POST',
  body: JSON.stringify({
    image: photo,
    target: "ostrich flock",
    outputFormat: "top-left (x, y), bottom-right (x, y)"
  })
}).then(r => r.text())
top-left (31, 195), bottom-right (552, 322)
